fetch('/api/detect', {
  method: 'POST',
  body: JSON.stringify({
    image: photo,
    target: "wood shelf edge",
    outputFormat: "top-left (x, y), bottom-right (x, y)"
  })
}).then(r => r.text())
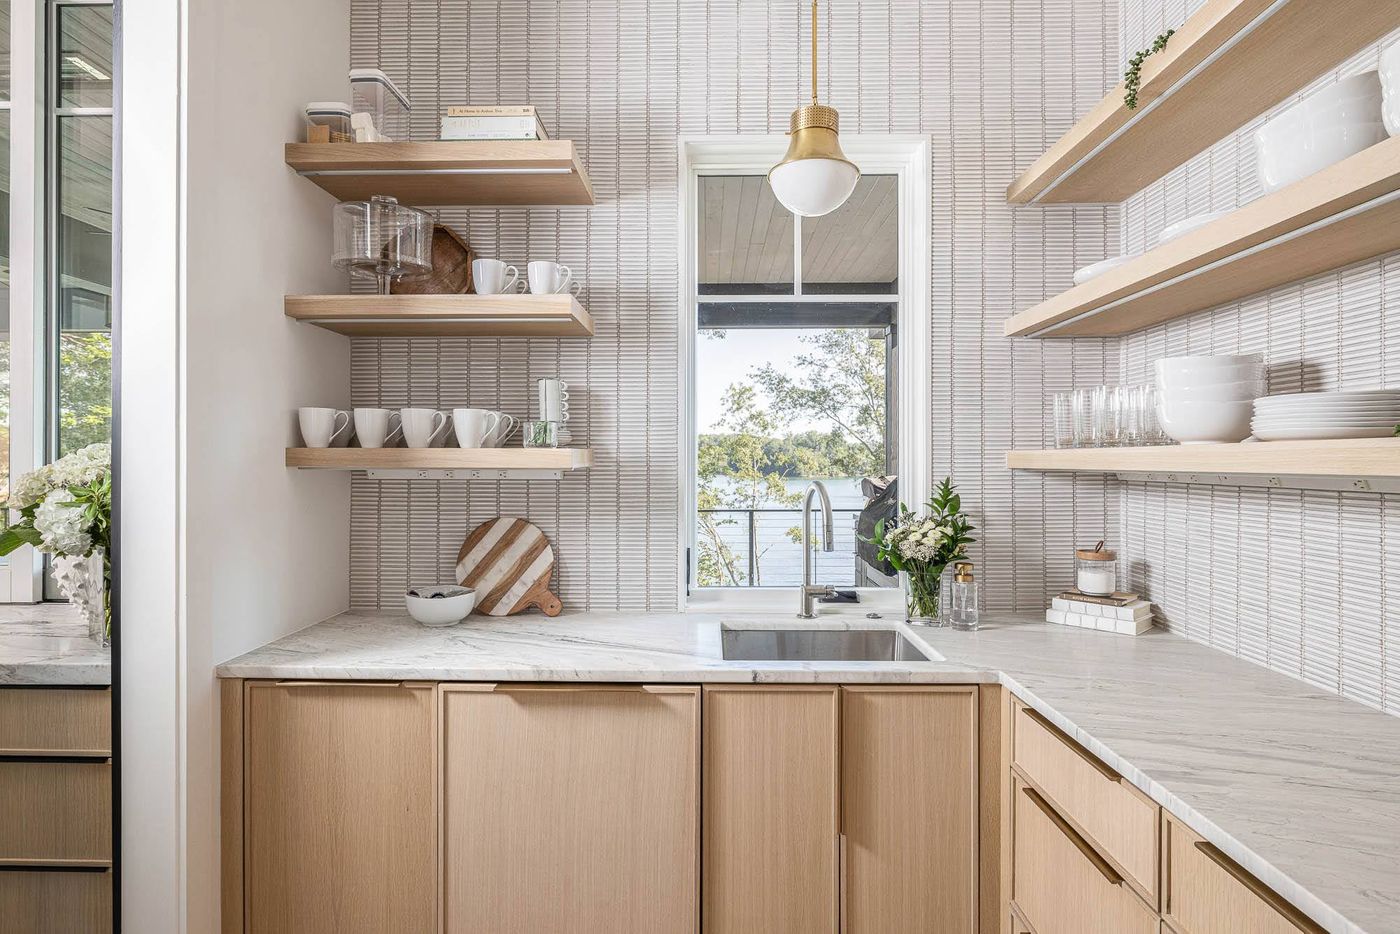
top-left (1006, 438), bottom-right (1400, 479)
top-left (285, 447), bottom-right (594, 471)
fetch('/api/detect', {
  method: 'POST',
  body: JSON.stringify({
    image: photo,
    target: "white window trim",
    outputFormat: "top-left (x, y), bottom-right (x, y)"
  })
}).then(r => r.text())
top-left (676, 134), bottom-right (933, 613)
top-left (3, 0), bottom-right (48, 602)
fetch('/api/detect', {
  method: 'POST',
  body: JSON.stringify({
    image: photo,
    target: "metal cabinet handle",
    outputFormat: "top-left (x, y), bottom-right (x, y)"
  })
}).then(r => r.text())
top-left (1024, 706), bottom-right (1122, 783)
top-left (1022, 785), bottom-right (1122, 886)
top-left (273, 680), bottom-right (421, 688)
top-left (1193, 841), bottom-right (1317, 932)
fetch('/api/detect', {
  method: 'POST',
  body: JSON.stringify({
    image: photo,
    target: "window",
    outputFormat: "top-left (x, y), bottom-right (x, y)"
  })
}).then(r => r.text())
top-left (681, 137), bottom-right (932, 609)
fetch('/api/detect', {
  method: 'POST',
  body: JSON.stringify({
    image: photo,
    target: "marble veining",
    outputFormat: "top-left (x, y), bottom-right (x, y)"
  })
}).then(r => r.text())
top-left (0, 604), bottom-right (111, 686)
top-left (218, 611), bottom-right (1400, 934)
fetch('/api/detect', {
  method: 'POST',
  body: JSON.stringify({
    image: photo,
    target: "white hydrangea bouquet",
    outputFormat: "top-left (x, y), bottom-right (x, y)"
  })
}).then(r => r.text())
top-left (0, 443), bottom-right (112, 641)
top-left (863, 477), bottom-right (975, 625)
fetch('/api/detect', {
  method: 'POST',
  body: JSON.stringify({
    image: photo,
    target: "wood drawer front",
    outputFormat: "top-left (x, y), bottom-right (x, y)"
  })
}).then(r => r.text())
top-left (1164, 816), bottom-right (1322, 934)
top-left (0, 688), bottom-right (110, 756)
top-left (1013, 702), bottom-right (1158, 902)
top-left (0, 761), bottom-right (111, 863)
top-left (0, 869), bottom-right (112, 933)
top-left (1012, 778), bottom-right (1156, 934)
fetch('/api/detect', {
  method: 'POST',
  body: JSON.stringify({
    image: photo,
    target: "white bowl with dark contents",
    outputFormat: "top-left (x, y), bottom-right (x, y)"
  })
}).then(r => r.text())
top-left (405, 585), bottom-right (476, 627)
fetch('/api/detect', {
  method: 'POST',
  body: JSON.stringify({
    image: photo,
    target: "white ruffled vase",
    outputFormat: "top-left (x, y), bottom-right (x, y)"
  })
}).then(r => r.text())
top-left (52, 547), bottom-right (107, 645)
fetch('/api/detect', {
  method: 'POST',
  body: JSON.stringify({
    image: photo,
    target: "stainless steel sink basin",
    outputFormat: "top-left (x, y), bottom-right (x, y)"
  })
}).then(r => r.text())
top-left (720, 627), bottom-right (936, 662)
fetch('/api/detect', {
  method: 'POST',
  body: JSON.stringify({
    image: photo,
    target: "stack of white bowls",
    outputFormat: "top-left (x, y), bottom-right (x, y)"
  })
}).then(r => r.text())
top-left (1154, 355), bottom-right (1265, 444)
top-left (1256, 71), bottom-right (1386, 194)
top-left (1252, 390), bottom-right (1400, 441)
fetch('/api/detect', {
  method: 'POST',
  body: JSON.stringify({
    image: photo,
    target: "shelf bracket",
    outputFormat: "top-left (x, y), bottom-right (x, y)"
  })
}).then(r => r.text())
top-left (1107, 471), bottom-right (1400, 495)
top-left (363, 468), bottom-right (567, 481)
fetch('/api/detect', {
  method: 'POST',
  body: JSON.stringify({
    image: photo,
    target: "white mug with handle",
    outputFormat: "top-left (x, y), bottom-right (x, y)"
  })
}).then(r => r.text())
top-left (298, 407), bottom-right (351, 448)
top-left (527, 261), bottom-right (573, 295)
top-left (472, 258), bottom-right (520, 295)
top-left (401, 408), bottom-right (451, 448)
top-left (452, 408), bottom-right (502, 449)
top-left (354, 407), bottom-right (403, 448)
top-left (484, 413), bottom-right (519, 447)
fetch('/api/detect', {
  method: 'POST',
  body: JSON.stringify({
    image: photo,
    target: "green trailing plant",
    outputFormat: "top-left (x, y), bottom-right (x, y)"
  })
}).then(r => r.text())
top-left (1124, 29), bottom-right (1175, 110)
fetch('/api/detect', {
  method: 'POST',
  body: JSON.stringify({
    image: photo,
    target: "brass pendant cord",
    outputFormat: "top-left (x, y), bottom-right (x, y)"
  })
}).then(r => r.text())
top-left (810, 0), bottom-right (818, 105)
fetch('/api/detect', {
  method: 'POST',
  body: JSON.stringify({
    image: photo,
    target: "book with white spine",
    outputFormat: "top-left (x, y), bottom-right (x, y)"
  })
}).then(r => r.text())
top-left (440, 105), bottom-right (550, 140)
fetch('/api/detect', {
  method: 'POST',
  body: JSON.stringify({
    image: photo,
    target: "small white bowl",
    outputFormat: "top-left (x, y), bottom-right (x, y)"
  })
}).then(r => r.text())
top-left (405, 585), bottom-right (476, 627)
top-left (1155, 355), bottom-right (1264, 383)
top-left (1072, 255), bottom-right (1135, 286)
top-left (1158, 379), bottom-right (1265, 403)
top-left (1157, 399), bottom-right (1255, 444)
top-left (1256, 71), bottom-right (1385, 193)
top-left (1157, 211), bottom-right (1231, 246)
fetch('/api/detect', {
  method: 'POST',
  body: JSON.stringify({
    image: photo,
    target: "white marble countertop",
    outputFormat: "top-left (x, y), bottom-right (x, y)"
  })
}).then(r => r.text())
top-left (218, 609), bottom-right (1400, 934)
top-left (0, 604), bottom-right (111, 686)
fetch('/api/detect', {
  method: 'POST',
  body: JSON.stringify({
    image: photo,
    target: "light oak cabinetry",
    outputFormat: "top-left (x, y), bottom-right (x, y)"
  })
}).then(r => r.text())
top-left (241, 681), bottom-right (437, 934)
top-left (0, 868), bottom-right (113, 933)
top-left (843, 686), bottom-right (978, 933)
top-left (702, 686), bottom-right (839, 934)
top-left (1163, 814), bottom-right (1323, 934)
top-left (440, 684), bottom-right (699, 934)
top-left (0, 686), bottom-right (111, 756)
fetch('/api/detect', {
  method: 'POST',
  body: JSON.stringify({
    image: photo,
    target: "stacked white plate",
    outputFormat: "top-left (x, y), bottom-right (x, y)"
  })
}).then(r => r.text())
top-left (1252, 390), bottom-right (1400, 441)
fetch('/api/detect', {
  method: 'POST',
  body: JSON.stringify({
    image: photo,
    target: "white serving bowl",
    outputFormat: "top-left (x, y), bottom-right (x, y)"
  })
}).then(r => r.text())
top-left (1158, 379), bottom-right (1265, 403)
top-left (1157, 211), bottom-right (1231, 246)
top-left (1156, 398), bottom-right (1255, 444)
top-left (1381, 42), bottom-right (1400, 137)
top-left (1256, 71), bottom-right (1385, 193)
top-left (1155, 358), bottom-right (1265, 387)
top-left (1073, 255), bottom-right (1134, 285)
top-left (405, 585), bottom-right (476, 627)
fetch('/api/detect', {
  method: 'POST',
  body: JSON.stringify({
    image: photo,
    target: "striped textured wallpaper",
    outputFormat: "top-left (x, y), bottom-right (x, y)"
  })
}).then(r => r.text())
top-left (347, 0), bottom-right (1121, 613)
top-left (1115, 1), bottom-right (1400, 714)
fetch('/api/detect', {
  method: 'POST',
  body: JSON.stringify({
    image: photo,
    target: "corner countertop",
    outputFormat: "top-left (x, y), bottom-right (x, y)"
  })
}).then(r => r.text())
top-left (0, 604), bottom-right (111, 686)
top-left (217, 609), bottom-right (1400, 934)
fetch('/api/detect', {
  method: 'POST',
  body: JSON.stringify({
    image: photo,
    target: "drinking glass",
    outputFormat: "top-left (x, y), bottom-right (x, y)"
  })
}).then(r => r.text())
top-left (1053, 392), bottom-right (1075, 449)
top-left (1071, 389), bottom-right (1095, 447)
top-left (524, 419), bottom-right (559, 448)
top-left (1093, 385), bottom-right (1120, 447)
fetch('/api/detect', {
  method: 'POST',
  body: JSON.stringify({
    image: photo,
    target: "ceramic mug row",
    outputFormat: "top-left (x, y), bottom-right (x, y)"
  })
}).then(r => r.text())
top-left (297, 406), bottom-right (518, 449)
top-left (474, 259), bottom-right (581, 296)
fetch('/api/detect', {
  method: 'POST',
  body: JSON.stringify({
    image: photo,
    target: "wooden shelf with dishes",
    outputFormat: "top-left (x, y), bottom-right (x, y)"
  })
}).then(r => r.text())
top-left (1006, 438), bottom-right (1400, 483)
top-left (1004, 135), bottom-right (1400, 338)
top-left (284, 139), bottom-right (595, 206)
top-left (1006, 0), bottom-right (1396, 204)
top-left (284, 293), bottom-right (594, 338)
top-left (286, 447), bottom-right (594, 480)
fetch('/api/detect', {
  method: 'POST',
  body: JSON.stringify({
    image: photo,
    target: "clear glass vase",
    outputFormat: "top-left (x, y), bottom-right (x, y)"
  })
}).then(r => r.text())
top-left (902, 566), bottom-right (947, 627)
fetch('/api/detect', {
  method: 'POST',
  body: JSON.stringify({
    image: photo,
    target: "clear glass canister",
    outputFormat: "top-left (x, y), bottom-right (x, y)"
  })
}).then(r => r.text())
top-left (331, 195), bottom-right (433, 293)
top-left (304, 102), bottom-right (352, 143)
top-left (1075, 543), bottom-right (1117, 596)
top-left (349, 67), bottom-right (411, 141)
top-left (948, 562), bottom-right (980, 632)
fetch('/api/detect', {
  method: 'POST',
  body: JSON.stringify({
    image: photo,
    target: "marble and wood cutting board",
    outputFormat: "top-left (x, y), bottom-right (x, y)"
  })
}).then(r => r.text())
top-left (455, 517), bottom-right (562, 616)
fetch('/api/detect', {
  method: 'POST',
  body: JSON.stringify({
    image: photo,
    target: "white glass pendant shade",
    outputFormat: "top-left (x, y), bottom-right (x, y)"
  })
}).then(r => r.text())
top-left (768, 105), bottom-right (860, 217)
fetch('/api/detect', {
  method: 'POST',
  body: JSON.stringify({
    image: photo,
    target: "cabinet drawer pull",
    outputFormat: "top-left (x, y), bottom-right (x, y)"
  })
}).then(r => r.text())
top-left (1022, 785), bottom-right (1122, 886)
top-left (274, 680), bottom-right (419, 689)
top-left (1023, 707), bottom-right (1122, 783)
top-left (1192, 840), bottom-right (1315, 931)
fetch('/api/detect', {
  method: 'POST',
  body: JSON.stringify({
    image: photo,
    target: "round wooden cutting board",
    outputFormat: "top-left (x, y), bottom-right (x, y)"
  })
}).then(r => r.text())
top-left (455, 517), bottom-right (562, 617)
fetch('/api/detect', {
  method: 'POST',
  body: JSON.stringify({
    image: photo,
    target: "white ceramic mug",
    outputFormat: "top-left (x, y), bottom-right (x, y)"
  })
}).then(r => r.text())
top-left (483, 413), bottom-right (519, 447)
top-left (452, 408), bottom-right (502, 448)
top-left (472, 258), bottom-right (520, 295)
top-left (298, 407), bottom-right (351, 448)
top-left (527, 261), bottom-right (573, 295)
top-left (537, 378), bottom-right (570, 424)
top-left (400, 407), bottom-right (451, 448)
top-left (354, 407), bottom-right (403, 448)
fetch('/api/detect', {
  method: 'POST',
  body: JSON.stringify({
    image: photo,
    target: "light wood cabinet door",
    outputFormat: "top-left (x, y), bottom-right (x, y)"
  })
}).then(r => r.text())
top-left (0, 761), bottom-right (111, 863)
top-left (0, 687), bottom-right (110, 756)
top-left (702, 686), bottom-right (838, 934)
top-left (842, 686), bottom-right (978, 934)
top-left (243, 681), bottom-right (437, 934)
top-left (441, 684), bottom-right (699, 934)
top-left (0, 869), bottom-right (111, 933)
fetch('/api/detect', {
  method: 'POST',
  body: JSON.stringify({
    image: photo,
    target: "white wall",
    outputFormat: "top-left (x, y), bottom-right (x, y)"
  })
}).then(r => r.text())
top-left (121, 0), bottom-right (351, 927)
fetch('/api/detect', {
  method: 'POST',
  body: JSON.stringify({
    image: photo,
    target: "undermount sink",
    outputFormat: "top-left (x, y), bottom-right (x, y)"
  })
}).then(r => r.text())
top-left (720, 626), bottom-right (938, 662)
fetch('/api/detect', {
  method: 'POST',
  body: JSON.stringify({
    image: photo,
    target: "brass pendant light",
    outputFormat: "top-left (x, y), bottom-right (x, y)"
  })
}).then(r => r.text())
top-left (768, 0), bottom-right (860, 217)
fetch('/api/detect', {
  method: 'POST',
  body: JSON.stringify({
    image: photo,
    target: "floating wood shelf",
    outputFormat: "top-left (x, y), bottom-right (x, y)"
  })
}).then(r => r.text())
top-left (1005, 136), bottom-right (1400, 338)
top-left (1007, 439), bottom-right (1400, 482)
top-left (284, 140), bottom-right (595, 206)
top-left (1006, 0), bottom-right (1397, 204)
top-left (287, 447), bottom-right (593, 480)
top-left (285, 293), bottom-right (594, 338)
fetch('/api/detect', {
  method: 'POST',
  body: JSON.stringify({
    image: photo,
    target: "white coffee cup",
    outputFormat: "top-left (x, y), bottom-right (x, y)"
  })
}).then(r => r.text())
top-left (354, 407), bottom-right (402, 448)
top-left (400, 408), bottom-right (450, 448)
top-left (537, 378), bottom-right (570, 424)
top-left (453, 408), bottom-right (502, 448)
top-left (298, 407), bottom-right (351, 448)
top-left (483, 413), bottom-right (519, 447)
top-left (527, 261), bottom-right (574, 295)
top-left (473, 258), bottom-right (520, 295)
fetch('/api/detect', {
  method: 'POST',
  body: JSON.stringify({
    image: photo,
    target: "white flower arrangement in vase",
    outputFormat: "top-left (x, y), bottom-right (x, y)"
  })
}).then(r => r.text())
top-left (0, 443), bottom-right (112, 643)
top-left (862, 477), bottom-right (976, 626)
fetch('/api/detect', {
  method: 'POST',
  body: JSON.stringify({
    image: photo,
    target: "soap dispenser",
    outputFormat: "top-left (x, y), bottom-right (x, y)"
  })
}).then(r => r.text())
top-left (948, 561), bottom-right (980, 632)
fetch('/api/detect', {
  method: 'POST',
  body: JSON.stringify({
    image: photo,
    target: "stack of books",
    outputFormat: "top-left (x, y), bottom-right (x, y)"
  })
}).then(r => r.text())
top-left (1045, 591), bottom-right (1154, 636)
top-left (440, 105), bottom-right (550, 141)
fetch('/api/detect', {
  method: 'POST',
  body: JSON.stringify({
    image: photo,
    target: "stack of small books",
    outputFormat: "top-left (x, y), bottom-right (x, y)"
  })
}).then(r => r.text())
top-left (440, 105), bottom-right (550, 141)
top-left (1045, 591), bottom-right (1154, 636)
